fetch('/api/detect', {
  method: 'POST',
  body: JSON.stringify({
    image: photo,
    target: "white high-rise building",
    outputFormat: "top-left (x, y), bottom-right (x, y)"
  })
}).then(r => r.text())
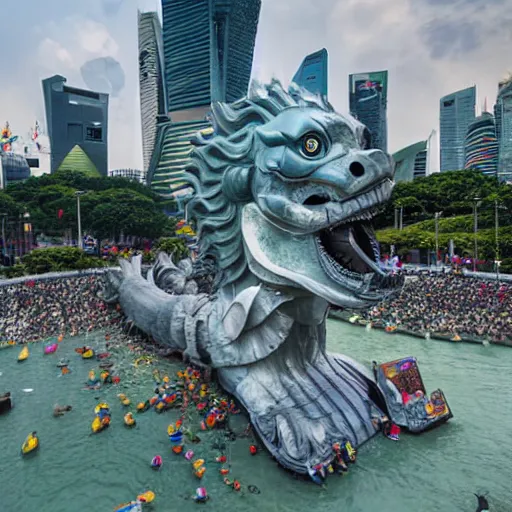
top-left (138, 11), bottom-right (167, 178)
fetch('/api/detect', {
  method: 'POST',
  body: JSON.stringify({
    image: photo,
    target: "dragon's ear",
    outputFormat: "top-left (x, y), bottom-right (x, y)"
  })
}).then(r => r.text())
top-left (222, 285), bottom-right (261, 341)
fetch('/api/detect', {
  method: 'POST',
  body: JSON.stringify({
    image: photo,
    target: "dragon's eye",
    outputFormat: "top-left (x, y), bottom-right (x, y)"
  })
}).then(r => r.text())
top-left (301, 133), bottom-right (323, 158)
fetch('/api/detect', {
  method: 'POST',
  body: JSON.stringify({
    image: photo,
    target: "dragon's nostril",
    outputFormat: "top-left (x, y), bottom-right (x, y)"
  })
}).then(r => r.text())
top-left (349, 161), bottom-right (365, 178)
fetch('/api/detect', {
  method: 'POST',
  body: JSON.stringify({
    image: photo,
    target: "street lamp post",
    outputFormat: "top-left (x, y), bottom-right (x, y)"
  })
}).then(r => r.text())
top-left (75, 191), bottom-right (86, 249)
top-left (472, 197), bottom-right (481, 272)
top-left (435, 212), bottom-right (443, 267)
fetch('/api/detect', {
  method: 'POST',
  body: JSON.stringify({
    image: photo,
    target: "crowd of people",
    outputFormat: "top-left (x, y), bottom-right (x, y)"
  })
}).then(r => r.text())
top-left (361, 271), bottom-right (512, 343)
top-left (0, 276), bottom-right (119, 343)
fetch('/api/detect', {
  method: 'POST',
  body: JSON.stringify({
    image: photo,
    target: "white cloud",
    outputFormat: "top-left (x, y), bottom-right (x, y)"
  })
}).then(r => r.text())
top-left (75, 19), bottom-right (119, 57)
top-left (37, 38), bottom-right (76, 71)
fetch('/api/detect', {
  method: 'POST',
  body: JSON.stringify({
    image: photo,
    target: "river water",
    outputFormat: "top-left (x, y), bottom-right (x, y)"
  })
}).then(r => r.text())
top-left (0, 321), bottom-right (511, 512)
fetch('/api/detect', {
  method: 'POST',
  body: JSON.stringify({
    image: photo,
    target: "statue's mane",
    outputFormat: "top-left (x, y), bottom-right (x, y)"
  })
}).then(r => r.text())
top-left (183, 80), bottom-right (334, 287)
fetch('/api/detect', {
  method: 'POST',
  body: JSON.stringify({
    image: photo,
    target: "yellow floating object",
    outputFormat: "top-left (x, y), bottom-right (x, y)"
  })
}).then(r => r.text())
top-left (124, 413), bottom-right (136, 427)
top-left (163, 376), bottom-right (170, 384)
top-left (92, 416), bottom-right (110, 433)
top-left (82, 349), bottom-right (94, 359)
top-left (21, 432), bottom-right (39, 455)
top-left (18, 346), bottom-right (29, 362)
top-left (91, 416), bottom-right (102, 433)
top-left (94, 403), bottom-right (109, 415)
top-left (192, 459), bottom-right (205, 470)
top-left (167, 424), bottom-right (175, 435)
top-left (137, 491), bottom-right (155, 503)
top-left (117, 393), bottom-right (127, 400)
top-left (121, 398), bottom-right (130, 406)
top-left (155, 402), bottom-right (165, 410)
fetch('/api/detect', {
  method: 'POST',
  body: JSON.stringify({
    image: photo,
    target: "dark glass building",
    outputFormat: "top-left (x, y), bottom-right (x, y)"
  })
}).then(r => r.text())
top-left (495, 75), bottom-right (512, 182)
top-left (292, 48), bottom-right (328, 98)
top-left (42, 75), bottom-right (109, 176)
top-left (161, 0), bottom-right (261, 118)
top-left (349, 70), bottom-right (388, 152)
top-left (150, 0), bottom-right (261, 199)
top-left (0, 153), bottom-right (31, 189)
top-left (464, 112), bottom-right (498, 177)
top-left (138, 11), bottom-right (167, 177)
top-left (439, 86), bottom-right (475, 172)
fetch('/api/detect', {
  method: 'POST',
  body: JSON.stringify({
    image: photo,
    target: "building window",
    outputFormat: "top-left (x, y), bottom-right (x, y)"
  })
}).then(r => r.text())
top-left (86, 127), bottom-right (102, 142)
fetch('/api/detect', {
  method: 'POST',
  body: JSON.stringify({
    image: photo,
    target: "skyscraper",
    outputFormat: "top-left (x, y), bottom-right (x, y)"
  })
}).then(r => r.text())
top-left (349, 70), bottom-right (388, 152)
top-left (292, 48), bottom-right (328, 98)
top-left (464, 112), bottom-right (498, 177)
top-left (161, 0), bottom-right (261, 118)
top-left (495, 75), bottom-right (512, 182)
top-left (439, 86), bottom-right (475, 172)
top-left (138, 11), bottom-right (167, 178)
top-left (149, 0), bottom-right (261, 199)
top-left (42, 75), bottom-right (109, 176)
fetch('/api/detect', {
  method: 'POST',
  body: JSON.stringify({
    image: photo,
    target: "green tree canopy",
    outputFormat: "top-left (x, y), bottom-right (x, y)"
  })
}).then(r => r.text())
top-left (3, 170), bottom-right (178, 242)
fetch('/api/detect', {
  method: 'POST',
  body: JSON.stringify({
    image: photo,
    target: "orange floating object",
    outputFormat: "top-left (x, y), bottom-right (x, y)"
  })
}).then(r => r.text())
top-left (172, 445), bottom-right (183, 454)
top-left (205, 415), bottom-right (216, 428)
top-left (220, 468), bottom-right (229, 475)
top-left (195, 467), bottom-right (206, 479)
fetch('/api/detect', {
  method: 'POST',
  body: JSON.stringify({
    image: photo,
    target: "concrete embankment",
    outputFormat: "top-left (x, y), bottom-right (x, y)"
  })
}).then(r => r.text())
top-left (328, 309), bottom-right (511, 348)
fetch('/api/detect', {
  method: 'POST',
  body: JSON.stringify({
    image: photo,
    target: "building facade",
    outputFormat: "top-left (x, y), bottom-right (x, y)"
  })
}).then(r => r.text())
top-left (150, 0), bottom-right (261, 200)
top-left (464, 112), bottom-right (498, 177)
top-left (109, 168), bottom-right (146, 184)
top-left (292, 48), bottom-right (328, 98)
top-left (349, 70), bottom-right (388, 152)
top-left (439, 86), bottom-right (475, 172)
top-left (495, 75), bottom-right (512, 182)
top-left (0, 153), bottom-right (31, 189)
top-left (42, 75), bottom-right (109, 176)
top-left (138, 11), bottom-right (167, 178)
top-left (393, 140), bottom-right (428, 183)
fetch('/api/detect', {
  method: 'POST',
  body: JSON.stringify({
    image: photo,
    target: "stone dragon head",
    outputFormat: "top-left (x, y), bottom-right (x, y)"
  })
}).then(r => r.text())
top-left (184, 80), bottom-right (402, 309)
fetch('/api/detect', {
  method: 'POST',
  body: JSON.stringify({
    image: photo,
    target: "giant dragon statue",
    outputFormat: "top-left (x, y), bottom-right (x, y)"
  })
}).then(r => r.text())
top-left (102, 80), bottom-right (450, 478)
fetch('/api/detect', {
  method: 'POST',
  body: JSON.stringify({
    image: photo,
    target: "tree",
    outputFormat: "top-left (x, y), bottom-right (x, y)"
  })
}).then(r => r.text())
top-left (2, 170), bottom-right (178, 241)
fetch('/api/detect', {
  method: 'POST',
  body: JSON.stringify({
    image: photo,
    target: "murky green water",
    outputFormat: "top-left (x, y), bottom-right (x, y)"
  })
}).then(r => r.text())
top-left (0, 321), bottom-right (511, 512)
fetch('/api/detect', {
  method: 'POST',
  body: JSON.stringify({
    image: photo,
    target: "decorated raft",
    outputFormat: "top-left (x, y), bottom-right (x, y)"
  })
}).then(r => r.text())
top-left (374, 357), bottom-right (453, 433)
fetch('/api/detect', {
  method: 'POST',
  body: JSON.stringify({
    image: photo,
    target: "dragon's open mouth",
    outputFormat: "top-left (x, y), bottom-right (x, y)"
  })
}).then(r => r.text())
top-left (316, 217), bottom-right (403, 294)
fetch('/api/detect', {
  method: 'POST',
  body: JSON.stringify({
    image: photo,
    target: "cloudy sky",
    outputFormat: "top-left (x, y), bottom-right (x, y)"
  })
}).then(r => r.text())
top-left (1, 0), bottom-right (510, 171)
